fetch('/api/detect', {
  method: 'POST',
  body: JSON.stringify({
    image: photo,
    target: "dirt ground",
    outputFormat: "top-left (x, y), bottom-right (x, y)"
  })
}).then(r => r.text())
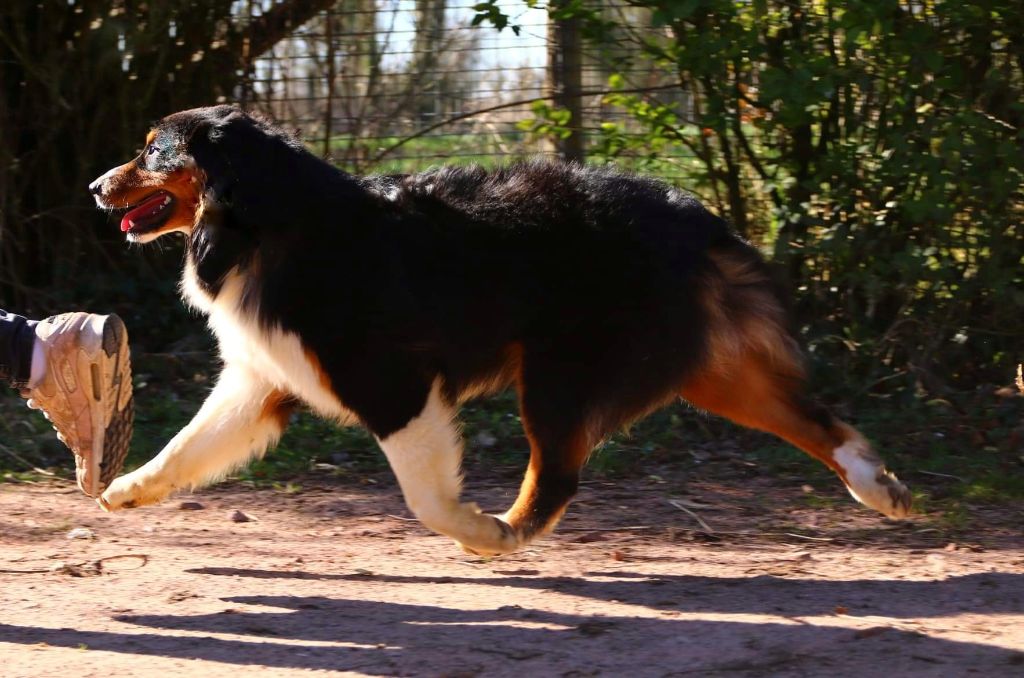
top-left (1, 467), bottom-right (1022, 678)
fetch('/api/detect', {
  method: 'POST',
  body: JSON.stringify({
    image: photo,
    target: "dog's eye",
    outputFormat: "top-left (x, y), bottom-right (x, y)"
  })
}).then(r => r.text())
top-left (147, 145), bottom-right (159, 157)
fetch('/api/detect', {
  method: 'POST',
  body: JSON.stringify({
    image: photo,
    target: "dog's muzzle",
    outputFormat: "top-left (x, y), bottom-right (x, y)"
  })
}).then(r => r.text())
top-left (88, 167), bottom-right (120, 206)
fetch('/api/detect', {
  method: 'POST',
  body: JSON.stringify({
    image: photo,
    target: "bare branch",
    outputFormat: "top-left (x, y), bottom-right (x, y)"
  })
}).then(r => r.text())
top-left (247, 0), bottom-right (338, 58)
top-left (370, 84), bottom-right (682, 165)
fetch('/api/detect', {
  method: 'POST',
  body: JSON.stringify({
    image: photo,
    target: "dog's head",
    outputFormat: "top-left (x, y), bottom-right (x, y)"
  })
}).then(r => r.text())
top-left (89, 105), bottom-right (302, 244)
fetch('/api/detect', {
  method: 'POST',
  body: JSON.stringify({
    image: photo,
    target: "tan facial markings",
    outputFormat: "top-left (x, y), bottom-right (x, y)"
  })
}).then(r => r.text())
top-left (99, 149), bottom-right (203, 235)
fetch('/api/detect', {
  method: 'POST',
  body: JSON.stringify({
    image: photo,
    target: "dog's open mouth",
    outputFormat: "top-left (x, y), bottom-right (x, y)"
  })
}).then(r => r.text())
top-left (119, 190), bottom-right (176, 235)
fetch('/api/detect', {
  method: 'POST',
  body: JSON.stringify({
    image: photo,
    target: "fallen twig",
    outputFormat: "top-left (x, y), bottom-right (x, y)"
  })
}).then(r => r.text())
top-left (558, 525), bottom-right (652, 533)
top-left (781, 533), bottom-right (834, 542)
top-left (916, 469), bottom-right (966, 482)
top-left (93, 554), bottom-right (149, 570)
top-left (0, 442), bottom-right (55, 476)
top-left (474, 646), bottom-right (544, 661)
top-left (669, 498), bottom-right (717, 509)
top-left (669, 499), bottom-right (715, 533)
top-left (0, 554), bottom-right (148, 575)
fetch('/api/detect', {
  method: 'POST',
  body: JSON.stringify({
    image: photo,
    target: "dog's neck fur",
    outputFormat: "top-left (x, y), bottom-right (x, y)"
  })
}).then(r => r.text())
top-left (183, 192), bottom-right (259, 301)
top-left (180, 253), bottom-right (220, 316)
top-left (178, 228), bottom-right (355, 423)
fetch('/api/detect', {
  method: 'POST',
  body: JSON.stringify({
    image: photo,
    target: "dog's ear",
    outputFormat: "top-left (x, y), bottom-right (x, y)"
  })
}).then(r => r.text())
top-left (185, 107), bottom-right (298, 227)
top-left (184, 107), bottom-right (263, 289)
top-left (185, 106), bottom-right (249, 205)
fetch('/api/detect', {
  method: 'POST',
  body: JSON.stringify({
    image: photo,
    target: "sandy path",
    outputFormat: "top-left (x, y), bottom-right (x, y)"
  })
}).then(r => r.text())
top-left (1, 478), bottom-right (1022, 677)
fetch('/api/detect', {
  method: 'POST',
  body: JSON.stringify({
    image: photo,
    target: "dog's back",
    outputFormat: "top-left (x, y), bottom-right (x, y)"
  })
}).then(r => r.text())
top-left (252, 161), bottom-right (747, 431)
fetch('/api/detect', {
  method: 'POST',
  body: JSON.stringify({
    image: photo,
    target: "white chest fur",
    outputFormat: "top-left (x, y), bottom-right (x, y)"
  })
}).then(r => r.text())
top-left (181, 260), bottom-right (354, 422)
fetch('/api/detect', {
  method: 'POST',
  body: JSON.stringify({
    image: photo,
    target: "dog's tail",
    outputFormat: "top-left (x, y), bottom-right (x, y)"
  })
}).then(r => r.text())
top-left (698, 231), bottom-right (804, 380)
top-left (679, 230), bottom-right (913, 519)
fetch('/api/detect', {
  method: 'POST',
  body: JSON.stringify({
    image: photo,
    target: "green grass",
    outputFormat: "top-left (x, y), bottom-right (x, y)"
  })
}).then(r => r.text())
top-left (3, 348), bottom-right (1021, 519)
top-left (323, 131), bottom-right (699, 185)
top-left (330, 132), bottom-right (539, 175)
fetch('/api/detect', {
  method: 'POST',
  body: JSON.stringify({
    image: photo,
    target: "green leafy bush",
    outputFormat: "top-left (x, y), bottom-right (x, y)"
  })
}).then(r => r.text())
top-left (478, 0), bottom-right (1024, 397)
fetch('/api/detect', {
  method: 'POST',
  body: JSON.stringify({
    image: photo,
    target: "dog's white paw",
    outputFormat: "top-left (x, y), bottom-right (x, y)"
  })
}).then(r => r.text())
top-left (98, 471), bottom-right (171, 512)
top-left (452, 505), bottom-right (521, 557)
top-left (834, 438), bottom-right (912, 519)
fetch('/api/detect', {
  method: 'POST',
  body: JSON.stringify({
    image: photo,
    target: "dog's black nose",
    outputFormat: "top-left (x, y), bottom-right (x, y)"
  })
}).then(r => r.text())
top-left (88, 179), bottom-right (103, 196)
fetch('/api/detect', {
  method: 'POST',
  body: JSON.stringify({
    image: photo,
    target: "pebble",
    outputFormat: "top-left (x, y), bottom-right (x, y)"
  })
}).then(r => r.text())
top-left (473, 431), bottom-right (498, 448)
top-left (229, 510), bottom-right (253, 523)
top-left (179, 501), bottom-right (205, 510)
top-left (66, 527), bottom-right (95, 540)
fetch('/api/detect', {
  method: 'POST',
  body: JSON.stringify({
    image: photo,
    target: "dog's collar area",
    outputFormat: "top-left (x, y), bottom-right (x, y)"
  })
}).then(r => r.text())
top-left (120, 191), bottom-right (176, 234)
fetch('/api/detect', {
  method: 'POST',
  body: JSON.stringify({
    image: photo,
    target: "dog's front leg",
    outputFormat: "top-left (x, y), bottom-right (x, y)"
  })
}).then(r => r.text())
top-left (99, 363), bottom-right (295, 511)
top-left (376, 381), bottom-right (521, 556)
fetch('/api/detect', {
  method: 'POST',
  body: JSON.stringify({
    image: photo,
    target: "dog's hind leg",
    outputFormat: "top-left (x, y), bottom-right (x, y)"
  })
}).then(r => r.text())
top-left (498, 414), bottom-right (593, 546)
top-left (679, 352), bottom-right (912, 518)
top-left (687, 246), bottom-right (911, 517)
top-left (99, 363), bottom-right (295, 511)
top-left (375, 380), bottom-right (521, 556)
top-left (495, 356), bottom-right (604, 547)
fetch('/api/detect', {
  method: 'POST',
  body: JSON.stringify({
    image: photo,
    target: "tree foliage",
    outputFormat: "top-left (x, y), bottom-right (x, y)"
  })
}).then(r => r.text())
top-left (0, 0), bottom-right (332, 332)
top-left (480, 0), bottom-right (1023, 395)
top-left (1, 1), bottom-right (1020, 392)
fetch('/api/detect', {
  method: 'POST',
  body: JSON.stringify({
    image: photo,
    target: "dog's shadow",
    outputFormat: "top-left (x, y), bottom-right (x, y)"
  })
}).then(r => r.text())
top-left (186, 566), bottom-right (1023, 619)
top-left (2, 568), bottom-right (1021, 674)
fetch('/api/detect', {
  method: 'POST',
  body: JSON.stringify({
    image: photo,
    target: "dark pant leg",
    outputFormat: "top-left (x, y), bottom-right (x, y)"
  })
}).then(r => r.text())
top-left (0, 309), bottom-right (37, 388)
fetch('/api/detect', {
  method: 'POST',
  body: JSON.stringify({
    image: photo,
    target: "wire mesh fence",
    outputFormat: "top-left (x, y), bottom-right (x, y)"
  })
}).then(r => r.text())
top-left (240, 0), bottom-right (695, 179)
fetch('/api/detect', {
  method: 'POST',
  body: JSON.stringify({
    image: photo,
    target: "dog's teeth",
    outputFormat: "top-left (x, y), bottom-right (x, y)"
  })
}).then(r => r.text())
top-left (163, 196), bottom-right (171, 206)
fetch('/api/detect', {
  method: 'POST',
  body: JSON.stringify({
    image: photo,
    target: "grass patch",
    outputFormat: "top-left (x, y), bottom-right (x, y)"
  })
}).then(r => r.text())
top-left (325, 131), bottom-right (698, 188)
top-left (3, 347), bottom-right (1021, 518)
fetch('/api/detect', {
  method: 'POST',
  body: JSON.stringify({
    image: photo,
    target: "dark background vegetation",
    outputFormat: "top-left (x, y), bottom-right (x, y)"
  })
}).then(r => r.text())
top-left (1, 1), bottom-right (1020, 514)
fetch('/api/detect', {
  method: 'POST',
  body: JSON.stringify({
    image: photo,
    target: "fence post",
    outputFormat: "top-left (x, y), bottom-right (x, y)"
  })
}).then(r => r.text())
top-left (239, 0), bottom-right (255, 108)
top-left (323, 9), bottom-right (335, 160)
top-left (547, 3), bottom-right (584, 163)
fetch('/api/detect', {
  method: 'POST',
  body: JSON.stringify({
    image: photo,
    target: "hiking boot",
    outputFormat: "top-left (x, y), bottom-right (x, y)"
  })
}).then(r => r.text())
top-left (23, 313), bottom-right (134, 497)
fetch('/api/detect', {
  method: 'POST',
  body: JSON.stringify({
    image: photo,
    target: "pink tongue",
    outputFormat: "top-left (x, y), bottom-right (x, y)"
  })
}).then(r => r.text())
top-left (120, 193), bottom-right (168, 232)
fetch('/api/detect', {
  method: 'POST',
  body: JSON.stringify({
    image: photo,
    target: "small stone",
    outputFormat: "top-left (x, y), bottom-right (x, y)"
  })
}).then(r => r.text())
top-left (577, 620), bottom-right (616, 636)
top-left (573, 532), bottom-right (608, 544)
top-left (229, 510), bottom-right (252, 523)
top-left (66, 527), bottom-right (95, 540)
top-left (473, 431), bottom-right (498, 448)
top-left (178, 501), bottom-right (205, 511)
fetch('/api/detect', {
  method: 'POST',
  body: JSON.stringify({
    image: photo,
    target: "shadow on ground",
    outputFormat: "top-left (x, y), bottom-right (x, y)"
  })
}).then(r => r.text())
top-left (2, 568), bottom-right (1021, 675)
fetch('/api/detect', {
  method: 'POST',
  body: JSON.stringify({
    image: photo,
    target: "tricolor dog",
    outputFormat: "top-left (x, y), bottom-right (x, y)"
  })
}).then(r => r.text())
top-left (88, 105), bottom-right (911, 555)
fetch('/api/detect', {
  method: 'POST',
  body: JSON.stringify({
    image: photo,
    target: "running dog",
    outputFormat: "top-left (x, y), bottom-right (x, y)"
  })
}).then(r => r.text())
top-left (88, 105), bottom-right (911, 555)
